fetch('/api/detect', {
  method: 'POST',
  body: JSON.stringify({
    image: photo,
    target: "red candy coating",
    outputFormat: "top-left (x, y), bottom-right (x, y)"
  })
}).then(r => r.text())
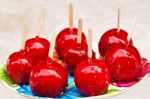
top-left (74, 59), bottom-right (110, 96)
top-left (25, 36), bottom-right (50, 64)
top-left (29, 57), bottom-right (68, 98)
top-left (105, 45), bottom-right (142, 82)
top-left (56, 28), bottom-right (87, 59)
top-left (6, 50), bottom-right (34, 85)
top-left (63, 43), bottom-right (96, 75)
top-left (63, 43), bottom-right (88, 75)
top-left (98, 28), bottom-right (132, 57)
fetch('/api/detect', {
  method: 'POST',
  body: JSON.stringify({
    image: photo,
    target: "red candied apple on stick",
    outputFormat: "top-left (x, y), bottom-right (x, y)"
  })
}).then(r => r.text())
top-left (56, 3), bottom-right (87, 59)
top-left (25, 36), bottom-right (50, 64)
top-left (105, 17), bottom-right (142, 82)
top-left (25, 8), bottom-right (50, 64)
top-left (63, 19), bottom-right (89, 75)
top-left (6, 24), bottom-right (34, 85)
top-left (98, 8), bottom-right (132, 57)
top-left (74, 28), bottom-right (110, 96)
top-left (29, 33), bottom-right (68, 98)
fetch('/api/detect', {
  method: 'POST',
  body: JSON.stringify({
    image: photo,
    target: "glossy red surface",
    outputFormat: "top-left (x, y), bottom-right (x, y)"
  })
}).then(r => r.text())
top-left (63, 43), bottom-right (88, 75)
top-left (29, 57), bottom-right (68, 98)
top-left (105, 45), bottom-right (142, 82)
top-left (74, 59), bottom-right (110, 96)
top-left (25, 36), bottom-right (50, 64)
top-left (56, 28), bottom-right (87, 59)
top-left (6, 50), bottom-right (34, 85)
top-left (63, 43), bottom-right (96, 75)
top-left (98, 28), bottom-right (132, 57)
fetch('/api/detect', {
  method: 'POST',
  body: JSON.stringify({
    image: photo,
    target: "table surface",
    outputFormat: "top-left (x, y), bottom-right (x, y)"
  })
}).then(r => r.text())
top-left (0, 0), bottom-right (150, 99)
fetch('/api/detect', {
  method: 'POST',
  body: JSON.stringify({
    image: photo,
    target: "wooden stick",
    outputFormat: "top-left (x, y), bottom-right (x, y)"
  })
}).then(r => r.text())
top-left (36, 7), bottom-right (46, 36)
top-left (88, 28), bottom-right (92, 58)
top-left (77, 19), bottom-right (82, 43)
top-left (117, 8), bottom-right (120, 33)
top-left (49, 33), bottom-right (56, 58)
top-left (127, 17), bottom-right (138, 41)
top-left (20, 23), bottom-right (28, 49)
top-left (69, 3), bottom-right (73, 30)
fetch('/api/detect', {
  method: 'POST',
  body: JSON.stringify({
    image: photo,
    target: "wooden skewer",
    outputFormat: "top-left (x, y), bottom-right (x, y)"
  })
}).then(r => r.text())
top-left (69, 3), bottom-right (73, 30)
top-left (127, 17), bottom-right (138, 42)
top-left (49, 33), bottom-right (57, 58)
top-left (117, 8), bottom-right (120, 33)
top-left (88, 28), bottom-right (92, 58)
top-left (77, 19), bottom-right (82, 43)
top-left (20, 23), bottom-right (28, 49)
top-left (36, 7), bottom-right (46, 36)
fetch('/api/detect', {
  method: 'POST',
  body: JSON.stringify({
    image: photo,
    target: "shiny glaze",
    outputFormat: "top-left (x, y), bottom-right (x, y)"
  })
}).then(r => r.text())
top-left (63, 43), bottom-right (88, 75)
top-left (74, 59), bottom-right (110, 96)
top-left (105, 45), bottom-right (142, 82)
top-left (56, 28), bottom-right (87, 59)
top-left (6, 50), bottom-right (34, 84)
top-left (63, 43), bottom-right (96, 75)
top-left (98, 28), bottom-right (132, 57)
top-left (25, 36), bottom-right (50, 64)
top-left (29, 57), bottom-right (68, 98)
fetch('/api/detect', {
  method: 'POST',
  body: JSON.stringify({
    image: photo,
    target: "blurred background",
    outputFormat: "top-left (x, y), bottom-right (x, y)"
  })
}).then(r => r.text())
top-left (0, 0), bottom-right (150, 99)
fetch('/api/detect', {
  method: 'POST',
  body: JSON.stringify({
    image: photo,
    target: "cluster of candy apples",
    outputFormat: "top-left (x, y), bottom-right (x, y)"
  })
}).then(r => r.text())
top-left (6, 4), bottom-right (144, 98)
